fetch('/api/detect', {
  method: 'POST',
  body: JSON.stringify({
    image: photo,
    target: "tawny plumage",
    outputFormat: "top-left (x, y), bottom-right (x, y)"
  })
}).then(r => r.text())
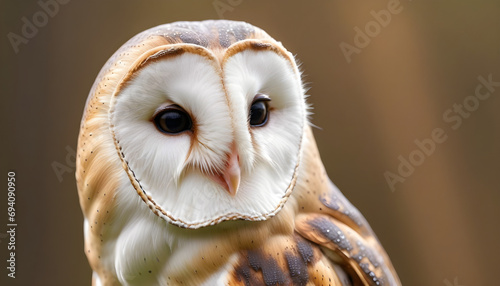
top-left (76, 20), bottom-right (400, 285)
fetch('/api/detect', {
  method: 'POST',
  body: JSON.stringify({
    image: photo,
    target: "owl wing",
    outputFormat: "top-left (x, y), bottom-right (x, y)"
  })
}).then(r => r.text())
top-left (224, 183), bottom-right (400, 286)
top-left (293, 180), bottom-right (401, 286)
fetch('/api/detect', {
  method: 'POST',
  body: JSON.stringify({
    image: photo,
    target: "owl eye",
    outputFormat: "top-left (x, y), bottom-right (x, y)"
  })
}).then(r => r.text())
top-left (153, 106), bottom-right (192, 134)
top-left (249, 95), bottom-right (270, 127)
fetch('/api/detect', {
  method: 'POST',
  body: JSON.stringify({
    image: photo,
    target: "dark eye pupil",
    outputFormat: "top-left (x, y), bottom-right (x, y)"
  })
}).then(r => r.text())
top-left (154, 109), bottom-right (192, 134)
top-left (249, 100), bottom-right (269, 126)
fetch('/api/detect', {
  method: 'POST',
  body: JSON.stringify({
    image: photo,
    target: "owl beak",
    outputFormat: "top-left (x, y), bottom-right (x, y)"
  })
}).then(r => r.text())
top-left (222, 145), bottom-right (241, 197)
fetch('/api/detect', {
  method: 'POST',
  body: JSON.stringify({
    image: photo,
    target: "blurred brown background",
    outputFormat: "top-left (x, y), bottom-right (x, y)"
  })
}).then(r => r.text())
top-left (1, 0), bottom-right (499, 285)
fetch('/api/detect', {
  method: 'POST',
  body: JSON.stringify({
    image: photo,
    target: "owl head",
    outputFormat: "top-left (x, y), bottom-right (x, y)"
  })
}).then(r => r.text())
top-left (77, 20), bottom-right (307, 229)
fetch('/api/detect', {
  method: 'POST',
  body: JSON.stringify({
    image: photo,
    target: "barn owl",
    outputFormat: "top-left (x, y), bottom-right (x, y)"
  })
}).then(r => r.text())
top-left (76, 20), bottom-right (401, 285)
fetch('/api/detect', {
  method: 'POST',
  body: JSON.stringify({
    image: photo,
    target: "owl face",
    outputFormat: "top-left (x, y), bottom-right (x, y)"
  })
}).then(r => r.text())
top-left (109, 34), bottom-right (306, 228)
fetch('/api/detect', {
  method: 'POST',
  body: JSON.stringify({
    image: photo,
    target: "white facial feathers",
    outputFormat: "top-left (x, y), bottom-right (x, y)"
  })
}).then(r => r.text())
top-left (110, 43), bottom-right (306, 228)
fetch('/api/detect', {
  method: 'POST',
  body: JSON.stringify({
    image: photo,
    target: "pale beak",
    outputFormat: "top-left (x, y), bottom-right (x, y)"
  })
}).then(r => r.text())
top-left (222, 145), bottom-right (241, 197)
